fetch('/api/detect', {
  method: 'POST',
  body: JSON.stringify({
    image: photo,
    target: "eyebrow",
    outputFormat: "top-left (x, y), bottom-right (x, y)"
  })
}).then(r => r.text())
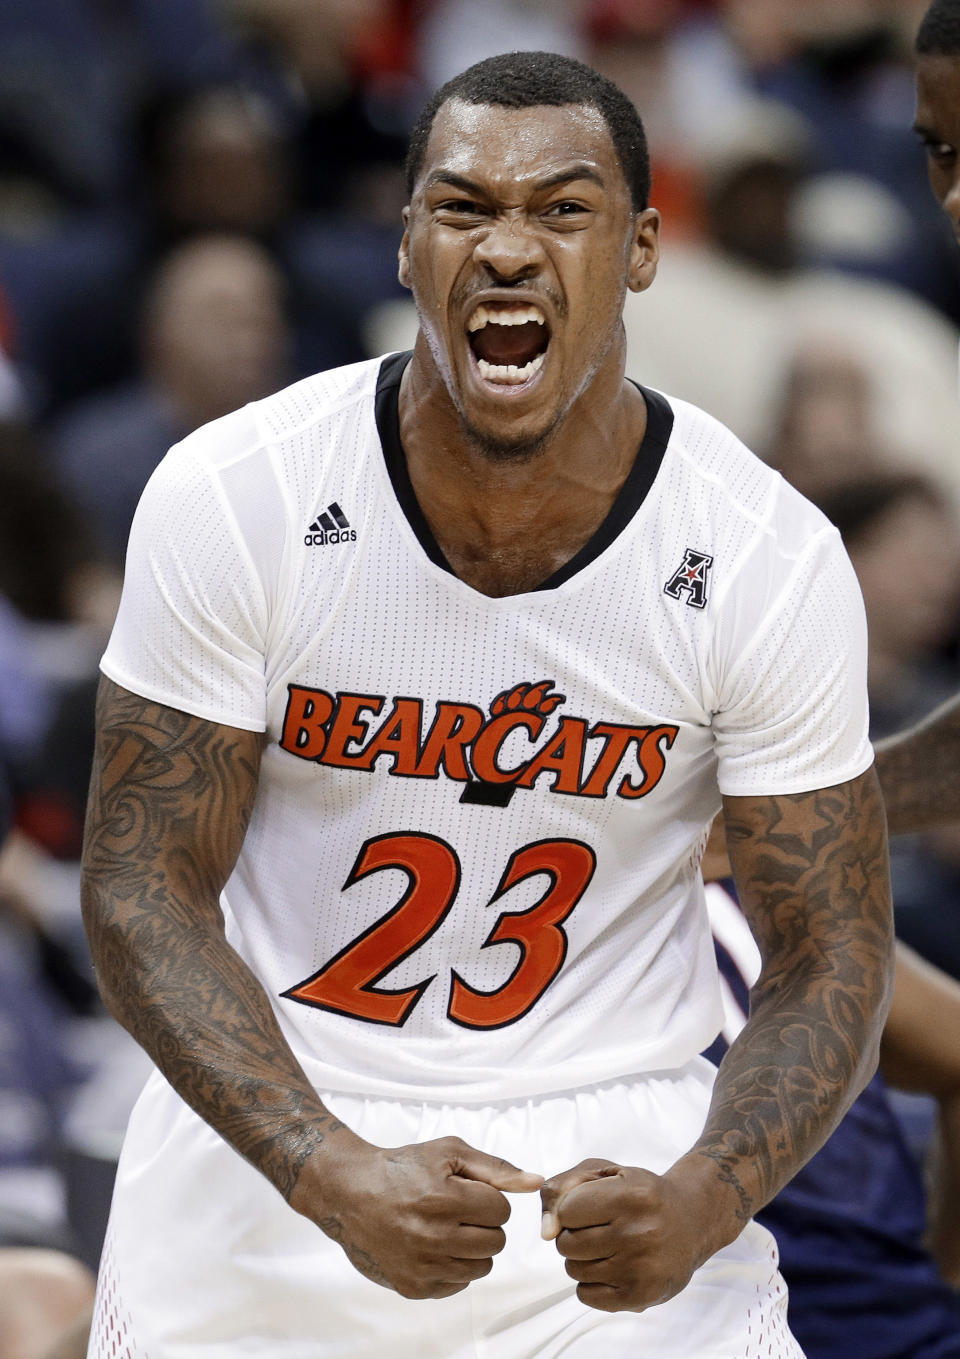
top-left (424, 164), bottom-right (606, 195)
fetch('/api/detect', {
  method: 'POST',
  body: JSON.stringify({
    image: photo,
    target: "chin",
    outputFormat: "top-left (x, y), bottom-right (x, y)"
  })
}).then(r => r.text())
top-left (457, 407), bottom-right (561, 463)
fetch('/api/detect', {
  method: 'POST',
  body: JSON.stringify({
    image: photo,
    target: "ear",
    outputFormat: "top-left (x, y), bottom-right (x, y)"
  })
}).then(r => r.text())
top-left (627, 208), bottom-right (660, 294)
top-left (398, 206), bottom-right (412, 291)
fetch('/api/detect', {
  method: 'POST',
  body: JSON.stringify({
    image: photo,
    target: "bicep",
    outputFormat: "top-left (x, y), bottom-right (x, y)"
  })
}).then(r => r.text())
top-left (81, 676), bottom-right (262, 936)
top-left (722, 768), bottom-right (893, 999)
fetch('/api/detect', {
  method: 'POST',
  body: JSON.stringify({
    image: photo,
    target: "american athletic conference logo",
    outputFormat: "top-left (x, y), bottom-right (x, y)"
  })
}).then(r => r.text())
top-left (304, 501), bottom-right (357, 547)
top-left (664, 548), bottom-right (713, 609)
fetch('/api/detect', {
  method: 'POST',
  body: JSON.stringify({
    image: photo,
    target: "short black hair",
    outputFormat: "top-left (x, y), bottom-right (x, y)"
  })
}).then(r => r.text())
top-left (405, 51), bottom-right (651, 212)
top-left (917, 0), bottom-right (960, 54)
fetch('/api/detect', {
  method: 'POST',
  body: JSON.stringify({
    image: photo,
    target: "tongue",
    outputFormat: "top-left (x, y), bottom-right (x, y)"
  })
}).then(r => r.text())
top-left (471, 321), bottom-right (546, 367)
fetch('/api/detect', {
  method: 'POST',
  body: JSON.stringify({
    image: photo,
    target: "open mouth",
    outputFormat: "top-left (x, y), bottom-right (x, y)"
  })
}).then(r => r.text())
top-left (466, 303), bottom-right (550, 385)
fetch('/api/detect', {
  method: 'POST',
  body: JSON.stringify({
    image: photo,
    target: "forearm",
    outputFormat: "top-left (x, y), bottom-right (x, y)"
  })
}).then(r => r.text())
top-left (687, 772), bottom-right (895, 1253)
top-left (875, 694), bottom-right (960, 834)
top-left (674, 970), bottom-right (885, 1252)
top-left (930, 1091), bottom-right (960, 1288)
top-left (81, 678), bottom-right (361, 1211)
top-left (83, 877), bottom-right (356, 1203)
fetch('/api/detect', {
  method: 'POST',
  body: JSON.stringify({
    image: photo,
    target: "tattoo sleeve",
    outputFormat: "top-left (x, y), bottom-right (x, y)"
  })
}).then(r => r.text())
top-left (695, 768), bottom-right (894, 1228)
top-left (874, 693), bottom-right (960, 835)
top-left (81, 677), bottom-right (349, 1206)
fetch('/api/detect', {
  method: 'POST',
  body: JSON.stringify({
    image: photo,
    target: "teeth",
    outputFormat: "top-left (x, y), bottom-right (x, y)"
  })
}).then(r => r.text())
top-left (477, 352), bottom-right (546, 384)
top-left (467, 304), bottom-right (546, 332)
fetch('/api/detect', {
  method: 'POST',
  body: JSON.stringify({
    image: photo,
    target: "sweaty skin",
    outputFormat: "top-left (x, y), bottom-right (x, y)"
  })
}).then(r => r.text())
top-left (540, 771), bottom-right (893, 1312)
top-left (82, 94), bottom-right (895, 1313)
top-left (82, 678), bottom-right (542, 1299)
top-left (915, 50), bottom-right (960, 244)
top-left (396, 99), bottom-right (660, 597)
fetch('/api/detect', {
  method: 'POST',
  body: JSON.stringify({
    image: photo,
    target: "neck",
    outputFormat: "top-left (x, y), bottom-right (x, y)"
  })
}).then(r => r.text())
top-left (396, 338), bottom-right (648, 596)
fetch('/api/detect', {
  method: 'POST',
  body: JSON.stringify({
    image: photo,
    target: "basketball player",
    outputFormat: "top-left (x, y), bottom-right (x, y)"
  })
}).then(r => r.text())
top-left (895, 1), bottom-right (960, 836)
top-left (80, 53), bottom-right (894, 1357)
top-left (916, 0), bottom-right (960, 249)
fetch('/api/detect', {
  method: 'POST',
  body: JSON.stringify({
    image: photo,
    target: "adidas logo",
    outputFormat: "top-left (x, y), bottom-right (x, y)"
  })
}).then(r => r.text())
top-left (304, 502), bottom-right (357, 547)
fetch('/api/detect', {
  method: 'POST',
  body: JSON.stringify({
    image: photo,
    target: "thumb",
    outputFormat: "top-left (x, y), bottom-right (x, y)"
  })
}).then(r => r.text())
top-left (540, 1160), bottom-right (620, 1240)
top-left (451, 1148), bottom-right (544, 1194)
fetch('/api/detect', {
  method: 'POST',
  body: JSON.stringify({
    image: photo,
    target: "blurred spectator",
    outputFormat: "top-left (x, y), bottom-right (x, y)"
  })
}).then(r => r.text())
top-left (417, 0), bottom-right (585, 93)
top-left (0, 1248), bottom-right (94, 1359)
top-left (52, 234), bottom-right (290, 570)
top-left (215, 2), bottom-right (420, 369)
top-left (0, 594), bottom-right (52, 791)
top-left (0, 0), bottom-right (262, 412)
top-left (0, 0), bottom-right (249, 216)
top-left (669, 0), bottom-right (960, 310)
top-left (137, 84), bottom-right (292, 245)
top-left (620, 97), bottom-right (960, 508)
top-left (226, 0), bottom-right (416, 218)
top-left (769, 339), bottom-right (901, 500)
top-left (816, 474), bottom-right (960, 721)
top-left (0, 420), bottom-right (120, 863)
top-left (0, 886), bottom-right (85, 1252)
top-left (0, 424), bottom-right (99, 627)
top-left (815, 473), bottom-right (960, 983)
top-left (134, 82), bottom-right (374, 376)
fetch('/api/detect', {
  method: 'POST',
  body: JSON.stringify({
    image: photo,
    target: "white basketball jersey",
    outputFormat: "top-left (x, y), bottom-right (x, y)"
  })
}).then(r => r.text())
top-left (102, 353), bottom-right (872, 1102)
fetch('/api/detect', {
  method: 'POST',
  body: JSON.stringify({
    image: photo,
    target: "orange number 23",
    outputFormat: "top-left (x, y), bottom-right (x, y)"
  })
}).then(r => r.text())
top-left (282, 833), bottom-right (596, 1029)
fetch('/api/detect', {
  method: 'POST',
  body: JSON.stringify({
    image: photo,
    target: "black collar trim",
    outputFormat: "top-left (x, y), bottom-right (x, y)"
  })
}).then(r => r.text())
top-left (374, 350), bottom-right (674, 592)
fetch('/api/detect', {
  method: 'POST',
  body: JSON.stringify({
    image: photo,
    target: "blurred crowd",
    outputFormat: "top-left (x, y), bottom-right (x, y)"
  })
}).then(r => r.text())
top-left (4, 0), bottom-right (960, 1351)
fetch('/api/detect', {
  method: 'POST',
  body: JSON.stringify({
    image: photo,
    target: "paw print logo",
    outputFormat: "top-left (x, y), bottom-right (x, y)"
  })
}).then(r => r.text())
top-left (489, 680), bottom-right (566, 717)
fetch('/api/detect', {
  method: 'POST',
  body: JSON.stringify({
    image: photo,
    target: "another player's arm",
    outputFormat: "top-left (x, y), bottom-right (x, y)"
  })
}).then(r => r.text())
top-left (880, 942), bottom-right (960, 1287)
top-left (82, 677), bottom-right (539, 1298)
top-left (690, 768), bottom-right (894, 1230)
top-left (874, 692), bottom-right (960, 834)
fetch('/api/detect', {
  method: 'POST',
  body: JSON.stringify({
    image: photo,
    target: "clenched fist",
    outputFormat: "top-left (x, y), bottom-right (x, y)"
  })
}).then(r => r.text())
top-left (295, 1134), bottom-right (543, 1299)
top-left (540, 1156), bottom-right (734, 1312)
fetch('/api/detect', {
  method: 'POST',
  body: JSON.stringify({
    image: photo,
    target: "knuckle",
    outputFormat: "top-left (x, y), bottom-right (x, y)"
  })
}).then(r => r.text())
top-left (488, 1198), bottom-right (510, 1227)
top-left (437, 1135), bottom-right (469, 1155)
top-left (576, 1283), bottom-right (618, 1312)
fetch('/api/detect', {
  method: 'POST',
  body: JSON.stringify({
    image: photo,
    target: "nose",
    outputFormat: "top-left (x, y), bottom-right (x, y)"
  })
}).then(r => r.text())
top-left (473, 213), bottom-right (542, 281)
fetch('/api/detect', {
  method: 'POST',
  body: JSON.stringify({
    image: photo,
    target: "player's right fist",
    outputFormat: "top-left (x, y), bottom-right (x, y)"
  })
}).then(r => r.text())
top-left (297, 1134), bottom-right (543, 1298)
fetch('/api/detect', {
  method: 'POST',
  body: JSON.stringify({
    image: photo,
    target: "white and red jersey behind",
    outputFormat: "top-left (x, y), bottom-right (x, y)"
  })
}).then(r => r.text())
top-left (102, 353), bottom-right (872, 1102)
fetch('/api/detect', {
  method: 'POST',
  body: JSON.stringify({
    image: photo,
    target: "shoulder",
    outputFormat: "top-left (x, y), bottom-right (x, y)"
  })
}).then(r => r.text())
top-left (142, 357), bottom-right (388, 530)
top-left (659, 390), bottom-right (836, 561)
top-left (172, 356), bottom-right (386, 476)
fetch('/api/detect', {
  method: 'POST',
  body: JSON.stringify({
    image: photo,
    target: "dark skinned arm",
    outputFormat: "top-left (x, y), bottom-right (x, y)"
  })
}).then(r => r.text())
top-left (541, 767), bottom-right (894, 1313)
top-left (880, 942), bottom-right (960, 1287)
top-left (81, 677), bottom-right (540, 1298)
top-left (874, 693), bottom-right (960, 835)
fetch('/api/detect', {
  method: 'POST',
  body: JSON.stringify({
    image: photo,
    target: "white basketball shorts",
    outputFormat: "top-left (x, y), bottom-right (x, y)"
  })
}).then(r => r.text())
top-left (88, 1058), bottom-right (803, 1359)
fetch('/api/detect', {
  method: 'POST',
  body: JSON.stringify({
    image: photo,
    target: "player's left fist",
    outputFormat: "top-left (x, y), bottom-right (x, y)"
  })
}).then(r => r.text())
top-left (539, 1158), bottom-right (711, 1312)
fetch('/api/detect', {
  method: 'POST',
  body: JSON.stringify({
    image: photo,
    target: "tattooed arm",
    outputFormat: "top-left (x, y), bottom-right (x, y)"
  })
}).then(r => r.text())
top-left (81, 677), bottom-right (540, 1297)
top-left (873, 693), bottom-right (960, 834)
top-left (541, 767), bottom-right (894, 1312)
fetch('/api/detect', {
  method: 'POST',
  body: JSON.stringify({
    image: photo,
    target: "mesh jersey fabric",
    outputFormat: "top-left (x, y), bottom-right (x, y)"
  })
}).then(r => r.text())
top-left (101, 353), bottom-right (873, 1102)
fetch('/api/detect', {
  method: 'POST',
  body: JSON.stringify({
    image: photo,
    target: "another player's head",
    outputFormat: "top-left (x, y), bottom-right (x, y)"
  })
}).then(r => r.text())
top-left (915, 0), bottom-right (960, 237)
top-left (398, 52), bottom-right (660, 460)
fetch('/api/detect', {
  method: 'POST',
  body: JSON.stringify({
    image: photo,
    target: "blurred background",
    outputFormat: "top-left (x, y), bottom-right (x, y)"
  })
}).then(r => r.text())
top-left (3, 0), bottom-right (960, 1341)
